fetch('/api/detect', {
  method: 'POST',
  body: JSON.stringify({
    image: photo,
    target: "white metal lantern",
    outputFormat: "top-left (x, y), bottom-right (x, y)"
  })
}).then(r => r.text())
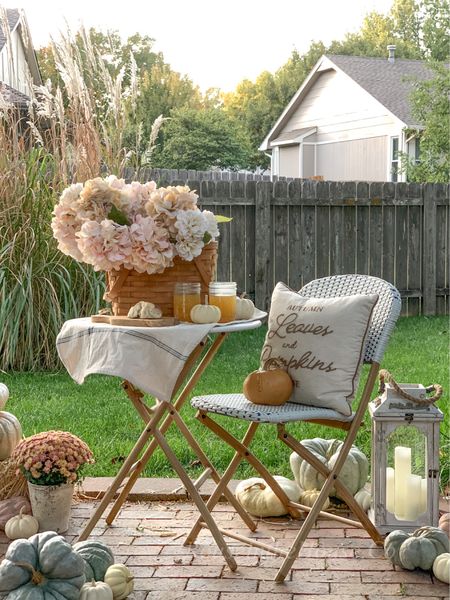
top-left (369, 380), bottom-right (443, 534)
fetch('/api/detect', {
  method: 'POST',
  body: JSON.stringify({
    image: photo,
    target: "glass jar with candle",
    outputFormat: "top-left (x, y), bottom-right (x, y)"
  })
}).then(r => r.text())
top-left (173, 282), bottom-right (201, 322)
top-left (208, 282), bottom-right (237, 323)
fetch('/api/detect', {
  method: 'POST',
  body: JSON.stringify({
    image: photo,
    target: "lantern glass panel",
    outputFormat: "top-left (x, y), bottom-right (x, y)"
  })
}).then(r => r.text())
top-left (386, 425), bottom-right (427, 521)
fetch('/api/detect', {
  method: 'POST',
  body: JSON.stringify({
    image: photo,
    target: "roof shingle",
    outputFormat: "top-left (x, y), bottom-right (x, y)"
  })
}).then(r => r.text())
top-left (0, 8), bottom-right (20, 52)
top-left (327, 54), bottom-right (436, 128)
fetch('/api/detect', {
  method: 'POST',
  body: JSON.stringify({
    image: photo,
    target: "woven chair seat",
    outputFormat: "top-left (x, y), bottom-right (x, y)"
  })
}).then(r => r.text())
top-left (191, 393), bottom-right (355, 424)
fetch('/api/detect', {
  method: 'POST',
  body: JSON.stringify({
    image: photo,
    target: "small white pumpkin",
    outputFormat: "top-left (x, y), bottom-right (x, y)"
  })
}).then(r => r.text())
top-left (0, 383), bottom-right (9, 410)
top-left (433, 552), bottom-right (450, 584)
top-left (235, 476), bottom-right (301, 517)
top-left (80, 580), bottom-right (114, 600)
top-left (235, 297), bottom-right (255, 320)
top-left (4, 506), bottom-right (39, 539)
top-left (0, 411), bottom-right (22, 460)
top-left (104, 564), bottom-right (134, 600)
top-left (354, 488), bottom-right (372, 512)
top-left (299, 489), bottom-right (330, 510)
top-left (190, 304), bottom-right (221, 324)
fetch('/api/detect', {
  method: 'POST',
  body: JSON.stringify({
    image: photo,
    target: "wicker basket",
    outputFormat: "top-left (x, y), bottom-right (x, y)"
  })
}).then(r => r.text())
top-left (104, 242), bottom-right (218, 316)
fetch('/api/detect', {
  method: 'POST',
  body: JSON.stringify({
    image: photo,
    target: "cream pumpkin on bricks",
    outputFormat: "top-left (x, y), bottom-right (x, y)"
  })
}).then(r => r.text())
top-left (235, 476), bottom-right (301, 517)
top-left (4, 507), bottom-right (39, 540)
top-left (0, 496), bottom-right (31, 530)
top-left (80, 580), bottom-right (113, 600)
top-left (433, 552), bottom-right (450, 584)
top-left (104, 564), bottom-right (134, 600)
top-left (0, 411), bottom-right (22, 460)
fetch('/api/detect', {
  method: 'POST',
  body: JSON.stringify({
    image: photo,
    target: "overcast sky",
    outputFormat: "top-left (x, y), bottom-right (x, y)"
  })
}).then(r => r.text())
top-left (7, 0), bottom-right (394, 91)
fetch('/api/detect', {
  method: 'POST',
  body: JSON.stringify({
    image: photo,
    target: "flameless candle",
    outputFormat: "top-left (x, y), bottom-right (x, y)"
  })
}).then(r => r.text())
top-left (386, 467), bottom-right (395, 513)
top-left (405, 474), bottom-right (421, 521)
top-left (394, 446), bottom-right (411, 520)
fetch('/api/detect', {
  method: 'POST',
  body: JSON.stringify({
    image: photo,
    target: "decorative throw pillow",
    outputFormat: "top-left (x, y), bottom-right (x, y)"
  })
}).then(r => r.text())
top-left (260, 283), bottom-right (379, 415)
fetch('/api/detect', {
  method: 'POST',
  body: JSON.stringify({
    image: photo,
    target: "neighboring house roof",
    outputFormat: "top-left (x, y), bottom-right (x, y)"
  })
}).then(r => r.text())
top-left (0, 6), bottom-right (42, 90)
top-left (329, 54), bottom-right (434, 129)
top-left (0, 7), bottom-right (20, 52)
top-left (0, 81), bottom-right (29, 107)
top-left (260, 53), bottom-right (438, 152)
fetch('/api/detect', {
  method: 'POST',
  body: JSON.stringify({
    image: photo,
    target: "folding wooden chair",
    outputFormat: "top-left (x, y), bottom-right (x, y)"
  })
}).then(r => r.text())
top-left (186, 274), bottom-right (402, 582)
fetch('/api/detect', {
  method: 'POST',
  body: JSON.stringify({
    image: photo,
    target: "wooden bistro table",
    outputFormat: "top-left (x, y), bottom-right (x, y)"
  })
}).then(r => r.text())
top-left (56, 313), bottom-right (266, 570)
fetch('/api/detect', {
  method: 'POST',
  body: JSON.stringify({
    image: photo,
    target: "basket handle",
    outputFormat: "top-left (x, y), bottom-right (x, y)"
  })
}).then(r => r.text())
top-left (104, 269), bottom-right (130, 301)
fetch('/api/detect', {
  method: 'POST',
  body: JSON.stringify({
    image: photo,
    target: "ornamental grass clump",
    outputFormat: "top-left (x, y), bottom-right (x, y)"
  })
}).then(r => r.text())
top-left (0, 16), bottom-right (164, 370)
top-left (12, 431), bottom-right (94, 486)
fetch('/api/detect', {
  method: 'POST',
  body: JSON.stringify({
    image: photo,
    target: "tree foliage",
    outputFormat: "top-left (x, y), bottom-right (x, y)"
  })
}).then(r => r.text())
top-left (404, 62), bottom-right (450, 182)
top-left (152, 107), bottom-right (253, 170)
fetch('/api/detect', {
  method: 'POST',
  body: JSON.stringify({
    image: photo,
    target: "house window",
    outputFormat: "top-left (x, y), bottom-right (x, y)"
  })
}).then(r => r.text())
top-left (390, 137), bottom-right (399, 182)
top-left (415, 138), bottom-right (421, 164)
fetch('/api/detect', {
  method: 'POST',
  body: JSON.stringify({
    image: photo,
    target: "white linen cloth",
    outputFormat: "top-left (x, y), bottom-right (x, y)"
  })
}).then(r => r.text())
top-left (56, 317), bottom-right (215, 401)
top-left (56, 310), bottom-right (266, 401)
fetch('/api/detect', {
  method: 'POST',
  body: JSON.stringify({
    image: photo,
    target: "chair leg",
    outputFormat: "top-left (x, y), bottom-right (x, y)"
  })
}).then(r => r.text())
top-left (185, 419), bottom-right (259, 545)
top-left (167, 405), bottom-right (256, 531)
top-left (275, 362), bottom-right (383, 581)
top-left (198, 413), bottom-right (301, 519)
top-left (151, 425), bottom-right (237, 572)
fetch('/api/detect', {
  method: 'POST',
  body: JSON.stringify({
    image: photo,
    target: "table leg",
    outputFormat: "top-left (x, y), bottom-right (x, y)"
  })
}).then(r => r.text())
top-left (105, 333), bottom-right (228, 526)
top-left (77, 400), bottom-right (167, 541)
top-left (152, 424), bottom-right (237, 572)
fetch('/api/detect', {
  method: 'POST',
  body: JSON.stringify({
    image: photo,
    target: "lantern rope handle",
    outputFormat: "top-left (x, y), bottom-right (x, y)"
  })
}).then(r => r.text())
top-left (377, 369), bottom-right (443, 405)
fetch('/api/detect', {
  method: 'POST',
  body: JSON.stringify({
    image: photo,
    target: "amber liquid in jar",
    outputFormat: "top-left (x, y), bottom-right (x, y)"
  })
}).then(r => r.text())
top-left (208, 282), bottom-right (237, 323)
top-left (173, 283), bottom-right (201, 322)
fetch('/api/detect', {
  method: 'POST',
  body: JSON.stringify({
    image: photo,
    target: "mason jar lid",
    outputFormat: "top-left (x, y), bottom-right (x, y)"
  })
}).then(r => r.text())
top-left (209, 282), bottom-right (237, 296)
top-left (174, 282), bottom-right (201, 293)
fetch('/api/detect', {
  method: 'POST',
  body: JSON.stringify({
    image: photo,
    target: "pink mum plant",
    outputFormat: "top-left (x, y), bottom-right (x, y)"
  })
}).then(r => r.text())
top-left (12, 431), bottom-right (94, 486)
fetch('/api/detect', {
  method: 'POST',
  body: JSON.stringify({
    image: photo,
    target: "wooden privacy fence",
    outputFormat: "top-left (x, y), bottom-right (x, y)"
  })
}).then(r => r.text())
top-left (126, 170), bottom-right (449, 316)
top-left (201, 180), bottom-right (449, 316)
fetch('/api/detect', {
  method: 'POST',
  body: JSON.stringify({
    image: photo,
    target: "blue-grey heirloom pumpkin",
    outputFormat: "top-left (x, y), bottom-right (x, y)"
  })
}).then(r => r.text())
top-left (0, 531), bottom-right (86, 598)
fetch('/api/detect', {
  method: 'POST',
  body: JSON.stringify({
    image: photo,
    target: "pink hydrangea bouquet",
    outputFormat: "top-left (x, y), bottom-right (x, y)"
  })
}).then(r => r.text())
top-left (12, 431), bottom-right (94, 486)
top-left (51, 176), bottom-right (220, 274)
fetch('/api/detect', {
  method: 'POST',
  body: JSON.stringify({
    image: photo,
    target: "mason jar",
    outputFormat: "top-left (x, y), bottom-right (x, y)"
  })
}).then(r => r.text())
top-left (208, 282), bottom-right (237, 323)
top-left (173, 282), bottom-right (201, 322)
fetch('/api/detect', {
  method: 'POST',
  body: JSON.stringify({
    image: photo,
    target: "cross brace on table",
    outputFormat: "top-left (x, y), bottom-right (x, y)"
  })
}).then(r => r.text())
top-left (77, 332), bottom-right (256, 571)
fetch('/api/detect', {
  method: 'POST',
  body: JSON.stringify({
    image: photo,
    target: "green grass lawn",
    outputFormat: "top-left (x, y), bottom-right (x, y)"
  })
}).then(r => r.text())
top-left (2, 316), bottom-right (448, 486)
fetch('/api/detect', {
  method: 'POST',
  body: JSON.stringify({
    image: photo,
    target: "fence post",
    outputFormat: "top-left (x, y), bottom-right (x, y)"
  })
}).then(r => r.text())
top-left (422, 183), bottom-right (437, 315)
top-left (255, 181), bottom-right (272, 310)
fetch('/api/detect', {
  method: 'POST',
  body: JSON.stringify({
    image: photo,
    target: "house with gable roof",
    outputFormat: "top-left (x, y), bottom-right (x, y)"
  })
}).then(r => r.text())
top-left (260, 48), bottom-right (437, 182)
top-left (0, 7), bottom-right (41, 107)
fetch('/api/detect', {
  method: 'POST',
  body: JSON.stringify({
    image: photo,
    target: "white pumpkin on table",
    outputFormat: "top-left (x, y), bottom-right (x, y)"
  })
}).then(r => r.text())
top-left (235, 297), bottom-right (255, 320)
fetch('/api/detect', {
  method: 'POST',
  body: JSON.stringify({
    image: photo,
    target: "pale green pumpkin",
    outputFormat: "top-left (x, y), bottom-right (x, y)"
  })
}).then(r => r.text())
top-left (290, 438), bottom-right (369, 499)
top-left (0, 531), bottom-right (86, 598)
top-left (385, 527), bottom-right (449, 570)
top-left (73, 540), bottom-right (115, 582)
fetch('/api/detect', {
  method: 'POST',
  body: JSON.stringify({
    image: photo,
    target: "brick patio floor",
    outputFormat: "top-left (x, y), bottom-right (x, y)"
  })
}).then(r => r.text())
top-left (1, 499), bottom-right (448, 599)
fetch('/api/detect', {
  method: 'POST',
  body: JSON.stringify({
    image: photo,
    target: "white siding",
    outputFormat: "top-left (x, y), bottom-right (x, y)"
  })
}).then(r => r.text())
top-left (283, 69), bottom-right (401, 142)
top-left (279, 146), bottom-right (299, 178)
top-left (315, 136), bottom-right (388, 181)
top-left (303, 144), bottom-right (315, 177)
top-left (0, 28), bottom-right (32, 95)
